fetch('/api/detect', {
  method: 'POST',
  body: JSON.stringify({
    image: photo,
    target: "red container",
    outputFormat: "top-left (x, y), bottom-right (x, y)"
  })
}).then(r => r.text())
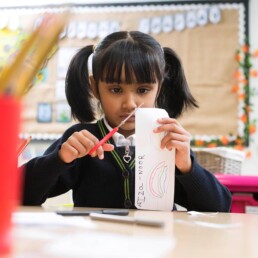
top-left (215, 174), bottom-right (258, 213)
top-left (0, 96), bottom-right (21, 255)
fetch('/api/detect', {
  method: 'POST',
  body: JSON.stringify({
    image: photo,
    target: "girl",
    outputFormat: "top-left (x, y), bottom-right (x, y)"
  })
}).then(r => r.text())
top-left (22, 31), bottom-right (231, 211)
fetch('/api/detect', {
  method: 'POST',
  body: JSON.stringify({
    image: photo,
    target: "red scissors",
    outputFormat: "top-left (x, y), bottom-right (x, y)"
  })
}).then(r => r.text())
top-left (88, 103), bottom-right (144, 155)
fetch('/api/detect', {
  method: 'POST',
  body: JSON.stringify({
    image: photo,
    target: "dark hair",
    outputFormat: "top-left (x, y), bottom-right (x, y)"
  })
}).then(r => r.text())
top-left (65, 31), bottom-right (198, 123)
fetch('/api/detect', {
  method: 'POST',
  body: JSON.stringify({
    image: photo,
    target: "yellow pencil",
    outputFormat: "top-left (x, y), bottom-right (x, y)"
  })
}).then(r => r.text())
top-left (0, 26), bottom-right (41, 95)
top-left (0, 10), bottom-right (70, 97)
top-left (14, 12), bottom-right (69, 97)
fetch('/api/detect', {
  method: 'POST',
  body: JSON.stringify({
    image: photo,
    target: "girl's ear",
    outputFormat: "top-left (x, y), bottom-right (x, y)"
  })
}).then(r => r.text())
top-left (89, 76), bottom-right (100, 100)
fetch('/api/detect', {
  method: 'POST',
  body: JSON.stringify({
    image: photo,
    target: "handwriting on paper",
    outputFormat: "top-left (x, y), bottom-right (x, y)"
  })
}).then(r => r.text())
top-left (135, 108), bottom-right (175, 211)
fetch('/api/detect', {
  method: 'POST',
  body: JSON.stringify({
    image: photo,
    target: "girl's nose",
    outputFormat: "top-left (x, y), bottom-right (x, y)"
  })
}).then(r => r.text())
top-left (122, 94), bottom-right (137, 110)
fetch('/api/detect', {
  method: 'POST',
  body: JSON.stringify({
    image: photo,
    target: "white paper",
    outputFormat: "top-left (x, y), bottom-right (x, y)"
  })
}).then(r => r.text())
top-left (13, 212), bottom-right (175, 258)
top-left (135, 108), bottom-right (175, 211)
top-left (12, 212), bottom-right (95, 228)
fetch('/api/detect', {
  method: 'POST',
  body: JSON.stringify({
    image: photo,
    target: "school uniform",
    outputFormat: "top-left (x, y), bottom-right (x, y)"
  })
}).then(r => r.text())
top-left (22, 119), bottom-right (232, 212)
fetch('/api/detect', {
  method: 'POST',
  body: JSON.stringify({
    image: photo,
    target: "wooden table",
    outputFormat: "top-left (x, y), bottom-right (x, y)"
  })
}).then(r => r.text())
top-left (9, 207), bottom-right (258, 258)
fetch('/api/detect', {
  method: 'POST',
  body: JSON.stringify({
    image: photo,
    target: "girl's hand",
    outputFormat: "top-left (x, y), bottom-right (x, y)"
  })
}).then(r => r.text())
top-left (153, 118), bottom-right (192, 174)
top-left (59, 130), bottom-right (114, 163)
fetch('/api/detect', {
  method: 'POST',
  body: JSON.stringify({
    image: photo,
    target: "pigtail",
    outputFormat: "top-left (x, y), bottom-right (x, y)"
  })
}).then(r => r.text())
top-left (157, 47), bottom-right (198, 118)
top-left (65, 45), bottom-right (95, 123)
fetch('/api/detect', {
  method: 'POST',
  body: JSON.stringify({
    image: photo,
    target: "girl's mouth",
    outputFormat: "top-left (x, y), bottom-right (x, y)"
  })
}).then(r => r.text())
top-left (120, 115), bottom-right (135, 123)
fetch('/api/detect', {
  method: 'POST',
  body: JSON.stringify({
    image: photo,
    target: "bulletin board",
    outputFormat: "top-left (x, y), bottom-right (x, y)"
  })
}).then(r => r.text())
top-left (0, 1), bottom-right (249, 147)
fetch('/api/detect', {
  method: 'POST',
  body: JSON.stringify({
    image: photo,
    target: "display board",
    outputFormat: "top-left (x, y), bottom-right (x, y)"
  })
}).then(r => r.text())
top-left (0, 1), bottom-right (249, 146)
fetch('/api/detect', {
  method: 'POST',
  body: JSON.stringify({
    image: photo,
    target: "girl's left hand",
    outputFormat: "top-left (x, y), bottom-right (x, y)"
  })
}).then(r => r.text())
top-left (153, 117), bottom-right (192, 174)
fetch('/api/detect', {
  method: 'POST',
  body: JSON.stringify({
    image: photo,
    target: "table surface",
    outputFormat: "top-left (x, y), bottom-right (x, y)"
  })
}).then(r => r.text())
top-left (9, 207), bottom-right (258, 258)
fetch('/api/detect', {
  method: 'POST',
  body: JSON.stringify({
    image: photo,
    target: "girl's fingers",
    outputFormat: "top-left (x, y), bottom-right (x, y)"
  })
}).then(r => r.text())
top-left (103, 143), bottom-right (115, 151)
top-left (60, 130), bottom-right (115, 162)
top-left (153, 118), bottom-right (192, 173)
top-left (66, 136), bottom-right (88, 157)
top-left (80, 130), bottom-right (114, 159)
top-left (153, 118), bottom-right (191, 150)
top-left (59, 141), bottom-right (84, 163)
top-left (68, 132), bottom-right (96, 156)
top-left (80, 130), bottom-right (100, 146)
top-left (160, 132), bottom-right (190, 149)
top-left (61, 142), bottom-right (80, 158)
top-left (90, 143), bottom-right (114, 159)
top-left (154, 118), bottom-right (182, 133)
top-left (154, 124), bottom-right (186, 137)
top-left (157, 117), bottom-right (181, 126)
top-left (164, 138), bottom-right (190, 151)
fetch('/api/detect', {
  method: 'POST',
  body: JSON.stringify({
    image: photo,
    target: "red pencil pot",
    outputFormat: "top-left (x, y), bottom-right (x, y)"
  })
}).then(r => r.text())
top-left (0, 96), bottom-right (21, 255)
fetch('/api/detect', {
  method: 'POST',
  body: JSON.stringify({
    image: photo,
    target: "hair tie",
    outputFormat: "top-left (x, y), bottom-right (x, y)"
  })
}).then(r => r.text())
top-left (87, 53), bottom-right (94, 76)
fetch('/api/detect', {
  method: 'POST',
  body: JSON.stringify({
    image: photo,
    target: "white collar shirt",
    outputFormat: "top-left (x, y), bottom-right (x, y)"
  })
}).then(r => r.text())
top-left (103, 117), bottom-right (135, 147)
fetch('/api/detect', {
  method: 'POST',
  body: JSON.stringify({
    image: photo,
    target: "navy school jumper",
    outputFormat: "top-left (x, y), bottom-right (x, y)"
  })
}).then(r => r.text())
top-left (22, 119), bottom-right (232, 212)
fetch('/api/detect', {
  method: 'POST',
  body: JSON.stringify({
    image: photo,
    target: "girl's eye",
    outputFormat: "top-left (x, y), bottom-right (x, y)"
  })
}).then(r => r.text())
top-left (137, 88), bottom-right (150, 94)
top-left (110, 87), bottom-right (122, 93)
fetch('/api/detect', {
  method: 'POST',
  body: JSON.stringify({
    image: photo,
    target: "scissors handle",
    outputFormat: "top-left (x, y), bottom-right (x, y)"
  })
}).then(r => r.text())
top-left (88, 127), bottom-right (118, 155)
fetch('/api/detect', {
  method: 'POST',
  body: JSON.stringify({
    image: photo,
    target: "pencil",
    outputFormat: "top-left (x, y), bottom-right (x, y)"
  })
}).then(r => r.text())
top-left (17, 136), bottom-right (32, 156)
top-left (13, 12), bottom-right (70, 97)
top-left (0, 26), bottom-right (41, 95)
top-left (0, 10), bottom-right (70, 97)
top-left (89, 213), bottom-right (164, 227)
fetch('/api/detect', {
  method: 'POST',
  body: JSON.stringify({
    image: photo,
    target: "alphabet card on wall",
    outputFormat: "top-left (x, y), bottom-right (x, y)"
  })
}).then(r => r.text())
top-left (135, 108), bottom-right (175, 211)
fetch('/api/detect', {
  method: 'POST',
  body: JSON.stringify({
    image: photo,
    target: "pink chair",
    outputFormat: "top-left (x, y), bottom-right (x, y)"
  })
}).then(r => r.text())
top-left (215, 174), bottom-right (258, 213)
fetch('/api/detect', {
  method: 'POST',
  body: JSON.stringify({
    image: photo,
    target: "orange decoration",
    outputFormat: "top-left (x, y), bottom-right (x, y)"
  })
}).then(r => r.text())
top-left (238, 93), bottom-right (245, 100)
top-left (245, 105), bottom-right (251, 113)
top-left (253, 49), bottom-right (258, 57)
top-left (234, 145), bottom-right (244, 151)
top-left (195, 140), bottom-right (204, 147)
top-left (245, 150), bottom-right (252, 158)
top-left (249, 124), bottom-right (256, 134)
top-left (207, 143), bottom-right (217, 148)
top-left (234, 70), bottom-right (242, 80)
top-left (240, 79), bottom-right (248, 84)
top-left (235, 53), bottom-right (242, 62)
top-left (235, 138), bottom-right (243, 145)
top-left (250, 70), bottom-right (258, 77)
top-left (220, 136), bottom-right (229, 145)
top-left (240, 114), bottom-right (247, 123)
top-left (242, 44), bottom-right (249, 53)
top-left (232, 84), bottom-right (239, 93)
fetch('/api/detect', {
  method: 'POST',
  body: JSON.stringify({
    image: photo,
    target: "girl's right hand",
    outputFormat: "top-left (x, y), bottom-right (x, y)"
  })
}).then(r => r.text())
top-left (58, 130), bottom-right (114, 163)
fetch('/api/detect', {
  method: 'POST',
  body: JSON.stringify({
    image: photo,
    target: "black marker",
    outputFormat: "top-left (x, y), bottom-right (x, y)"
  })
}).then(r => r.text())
top-left (56, 209), bottom-right (129, 216)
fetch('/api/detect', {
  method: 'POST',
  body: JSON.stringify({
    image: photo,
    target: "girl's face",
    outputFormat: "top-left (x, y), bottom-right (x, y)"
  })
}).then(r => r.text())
top-left (93, 71), bottom-right (159, 137)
